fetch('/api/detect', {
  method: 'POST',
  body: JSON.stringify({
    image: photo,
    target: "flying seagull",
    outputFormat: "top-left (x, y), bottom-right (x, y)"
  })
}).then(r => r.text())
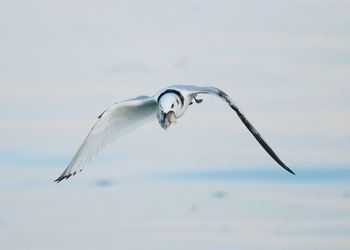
top-left (55, 85), bottom-right (294, 182)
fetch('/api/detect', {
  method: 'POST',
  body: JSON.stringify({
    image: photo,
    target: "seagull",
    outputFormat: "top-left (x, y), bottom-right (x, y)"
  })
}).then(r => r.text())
top-left (55, 85), bottom-right (294, 182)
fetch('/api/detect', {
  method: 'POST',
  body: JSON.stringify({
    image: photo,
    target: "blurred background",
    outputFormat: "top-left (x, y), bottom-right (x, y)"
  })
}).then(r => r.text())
top-left (1, 0), bottom-right (349, 249)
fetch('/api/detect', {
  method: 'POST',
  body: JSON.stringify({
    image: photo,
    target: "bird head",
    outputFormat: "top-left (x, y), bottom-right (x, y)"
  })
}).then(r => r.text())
top-left (156, 93), bottom-right (181, 130)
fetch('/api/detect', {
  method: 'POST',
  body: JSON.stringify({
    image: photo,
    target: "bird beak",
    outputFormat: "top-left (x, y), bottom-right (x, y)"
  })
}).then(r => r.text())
top-left (157, 111), bottom-right (176, 130)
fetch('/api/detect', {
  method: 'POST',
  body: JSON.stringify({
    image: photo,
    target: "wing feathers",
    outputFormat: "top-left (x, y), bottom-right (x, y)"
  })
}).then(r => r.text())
top-left (188, 86), bottom-right (295, 175)
top-left (56, 85), bottom-right (294, 183)
top-left (55, 96), bottom-right (157, 182)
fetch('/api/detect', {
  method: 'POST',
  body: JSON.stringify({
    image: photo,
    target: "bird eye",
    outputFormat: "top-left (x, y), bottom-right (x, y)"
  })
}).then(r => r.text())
top-left (171, 104), bottom-right (174, 108)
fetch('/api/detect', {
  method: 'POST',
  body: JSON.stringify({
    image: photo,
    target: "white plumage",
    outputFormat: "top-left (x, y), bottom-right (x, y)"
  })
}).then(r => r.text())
top-left (55, 85), bottom-right (294, 182)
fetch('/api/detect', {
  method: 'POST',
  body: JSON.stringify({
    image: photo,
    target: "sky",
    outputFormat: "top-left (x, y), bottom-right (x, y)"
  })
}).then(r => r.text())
top-left (1, 0), bottom-right (349, 174)
top-left (0, 0), bottom-right (349, 249)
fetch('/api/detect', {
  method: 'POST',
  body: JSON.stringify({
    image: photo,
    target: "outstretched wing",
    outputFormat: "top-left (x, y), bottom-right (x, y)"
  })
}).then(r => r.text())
top-left (55, 96), bottom-right (158, 182)
top-left (183, 85), bottom-right (295, 175)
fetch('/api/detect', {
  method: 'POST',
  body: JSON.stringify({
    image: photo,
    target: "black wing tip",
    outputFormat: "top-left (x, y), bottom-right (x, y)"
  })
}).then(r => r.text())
top-left (54, 174), bottom-right (71, 183)
top-left (54, 170), bottom-right (81, 183)
top-left (279, 163), bottom-right (295, 175)
top-left (284, 167), bottom-right (296, 175)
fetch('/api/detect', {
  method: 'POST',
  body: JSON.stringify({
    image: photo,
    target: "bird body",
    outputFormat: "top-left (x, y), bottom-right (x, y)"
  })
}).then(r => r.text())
top-left (55, 85), bottom-right (294, 183)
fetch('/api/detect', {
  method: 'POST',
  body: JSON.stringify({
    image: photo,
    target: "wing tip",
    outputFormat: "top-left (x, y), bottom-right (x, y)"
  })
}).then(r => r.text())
top-left (54, 174), bottom-right (71, 183)
top-left (281, 165), bottom-right (295, 175)
top-left (287, 168), bottom-right (296, 175)
top-left (54, 170), bottom-right (82, 183)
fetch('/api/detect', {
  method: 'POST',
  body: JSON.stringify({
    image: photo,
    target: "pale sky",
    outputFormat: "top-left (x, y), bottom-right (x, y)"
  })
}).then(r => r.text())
top-left (1, 1), bottom-right (350, 250)
top-left (1, 0), bottom-right (349, 175)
